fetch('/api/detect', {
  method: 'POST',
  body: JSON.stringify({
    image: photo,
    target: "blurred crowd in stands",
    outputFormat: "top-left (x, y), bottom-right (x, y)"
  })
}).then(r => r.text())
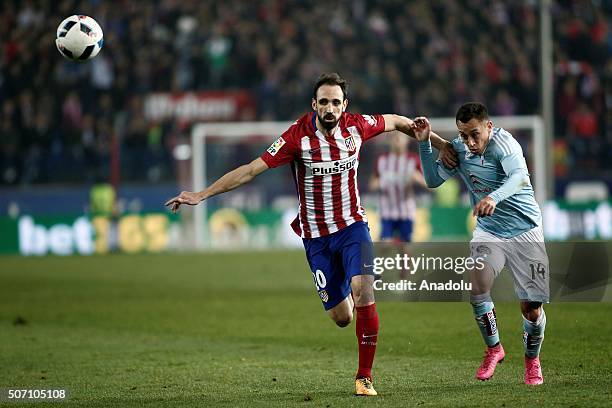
top-left (0, 0), bottom-right (610, 190)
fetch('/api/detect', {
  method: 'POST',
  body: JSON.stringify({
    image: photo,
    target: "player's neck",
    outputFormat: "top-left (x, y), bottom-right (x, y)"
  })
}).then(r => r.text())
top-left (479, 134), bottom-right (492, 156)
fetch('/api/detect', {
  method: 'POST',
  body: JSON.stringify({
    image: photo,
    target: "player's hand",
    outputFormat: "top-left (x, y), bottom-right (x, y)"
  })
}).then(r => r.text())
top-left (404, 117), bottom-right (415, 131)
top-left (473, 197), bottom-right (496, 217)
top-left (439, 142), bottom-right (459, 168)
top-left (164, 191), bottom-right (202, 213)
top-left (412, 117), bottom-right (431, 141)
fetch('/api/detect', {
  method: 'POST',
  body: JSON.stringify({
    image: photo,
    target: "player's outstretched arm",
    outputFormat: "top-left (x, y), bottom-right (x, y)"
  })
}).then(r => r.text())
top-left (382, 114), bottom-right (458, 168)
top-left (413, 117), bottom-right (451, 188)
top-left (164, 157), bottom-right (269, 213)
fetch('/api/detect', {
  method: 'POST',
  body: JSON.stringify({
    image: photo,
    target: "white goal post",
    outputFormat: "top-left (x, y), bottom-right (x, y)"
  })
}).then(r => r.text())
top-left (191, 116), bottom-right (546, 249)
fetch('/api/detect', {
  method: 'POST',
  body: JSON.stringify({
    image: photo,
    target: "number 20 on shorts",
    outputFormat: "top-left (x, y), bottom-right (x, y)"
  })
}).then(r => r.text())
top-left (312, 269), bottom-right (327, 290)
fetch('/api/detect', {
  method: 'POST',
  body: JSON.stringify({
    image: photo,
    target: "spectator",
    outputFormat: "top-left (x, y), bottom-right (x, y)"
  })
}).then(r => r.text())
top-left (567, 102), bottom-right (601, 170)
top-left (0, 0), bottom-right (609, 186)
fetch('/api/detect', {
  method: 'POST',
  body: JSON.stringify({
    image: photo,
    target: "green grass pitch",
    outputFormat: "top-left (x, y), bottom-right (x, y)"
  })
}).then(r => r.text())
top-left (1, 251), bottom-right (611, 407)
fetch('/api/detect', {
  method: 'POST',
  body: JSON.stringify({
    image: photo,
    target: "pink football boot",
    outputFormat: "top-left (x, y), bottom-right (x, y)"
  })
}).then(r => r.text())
top-left (524, 356), bottom-right (544, 385)
top-left (476, 343), bottom-right (505, 381)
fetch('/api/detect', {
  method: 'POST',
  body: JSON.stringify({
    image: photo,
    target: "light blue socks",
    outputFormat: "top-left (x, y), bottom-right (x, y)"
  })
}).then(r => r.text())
top-left (472, 301), bottom-right (499, 347)
top-left (523, 308), bottom-right (546, 358)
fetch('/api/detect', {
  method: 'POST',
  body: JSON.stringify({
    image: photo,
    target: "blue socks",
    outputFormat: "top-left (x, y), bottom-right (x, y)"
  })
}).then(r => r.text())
top-left (523, 308), bottom-right (546, 358)
top-left (472, 300), bottom-right (546, 357)
top-left (471, 301), bottom-right (499, 347)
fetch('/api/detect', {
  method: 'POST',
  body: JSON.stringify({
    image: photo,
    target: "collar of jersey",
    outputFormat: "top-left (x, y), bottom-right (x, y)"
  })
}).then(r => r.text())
top-left (310, 112), bottom-right (342, 139)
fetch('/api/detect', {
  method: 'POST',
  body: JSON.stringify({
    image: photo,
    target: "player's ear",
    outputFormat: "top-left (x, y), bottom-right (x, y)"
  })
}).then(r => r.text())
top-left (311, 98), bottom-right (316, 111)
top-left (342, 98), bottom-right (348, 112)
top-left (487, 120), bottom-right (493, 131)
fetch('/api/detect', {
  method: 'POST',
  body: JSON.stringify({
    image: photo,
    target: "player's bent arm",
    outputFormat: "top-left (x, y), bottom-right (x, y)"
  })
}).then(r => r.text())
top-left (417, 140), bottom-right (446, 188)
top-left (429, 131), bottom-right (458, 168)
top-left (428, 131), bottom-right (452, 153)
top-left (487, 149), bottom-right (531, 204)
top-left (487, 169), bottom-right (530, 204)
top-left (200, 157), bottom-right (269, 201)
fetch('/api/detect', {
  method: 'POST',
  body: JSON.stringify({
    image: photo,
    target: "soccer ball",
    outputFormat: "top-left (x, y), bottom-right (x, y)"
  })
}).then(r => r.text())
top-left (56, 15), bottom-right (104, 61)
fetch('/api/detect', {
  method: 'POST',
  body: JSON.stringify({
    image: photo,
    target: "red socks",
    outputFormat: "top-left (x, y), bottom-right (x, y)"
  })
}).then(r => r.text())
top-left (355, 303), bottom-right (379, 380)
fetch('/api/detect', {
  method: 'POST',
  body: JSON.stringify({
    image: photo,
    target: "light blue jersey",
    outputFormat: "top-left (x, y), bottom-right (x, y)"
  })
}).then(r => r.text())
top-left (419, 127), bottom-right (541, 238)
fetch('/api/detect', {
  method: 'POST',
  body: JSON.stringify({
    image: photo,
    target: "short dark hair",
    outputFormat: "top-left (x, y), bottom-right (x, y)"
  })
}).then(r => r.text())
top-left (456, 102), bottom-right (489, 123)
top-left (313, 73), bottom-right (348, 100)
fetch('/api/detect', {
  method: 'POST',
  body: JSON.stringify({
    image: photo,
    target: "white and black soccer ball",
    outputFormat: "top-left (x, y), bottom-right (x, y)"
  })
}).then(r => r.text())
top-left (56, 15), bottom-right (104, 61)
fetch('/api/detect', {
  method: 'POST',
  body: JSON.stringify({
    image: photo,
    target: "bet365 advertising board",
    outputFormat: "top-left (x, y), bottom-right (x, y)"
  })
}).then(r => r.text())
top-left (0, 201), bottom-right (609, 256)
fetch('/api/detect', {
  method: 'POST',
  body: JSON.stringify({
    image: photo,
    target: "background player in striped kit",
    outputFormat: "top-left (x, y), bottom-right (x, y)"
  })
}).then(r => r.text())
top-left (165, 73), bottom-right (458, 396)
top-left (370, 131), bottom-right (426, 243)
top-left (413, 103), bottom-right (550, 386)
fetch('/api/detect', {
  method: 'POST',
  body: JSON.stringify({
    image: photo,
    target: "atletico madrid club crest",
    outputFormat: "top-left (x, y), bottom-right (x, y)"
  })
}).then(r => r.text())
top-left (345, 135), bottom-right (356, 152)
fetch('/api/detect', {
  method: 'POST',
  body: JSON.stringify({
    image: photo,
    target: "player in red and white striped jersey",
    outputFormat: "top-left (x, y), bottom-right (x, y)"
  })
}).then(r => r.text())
top-left (165, 73), bottom-right (457, 396)
top-left (261, 107), bottom-right (385, 239)
top-left (371, 132), bottom-right (426, 242)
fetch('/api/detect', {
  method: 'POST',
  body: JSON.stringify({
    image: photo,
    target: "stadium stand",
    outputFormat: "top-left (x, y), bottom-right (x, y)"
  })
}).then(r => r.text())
top-left (0, 0), bottom-right (610, 191)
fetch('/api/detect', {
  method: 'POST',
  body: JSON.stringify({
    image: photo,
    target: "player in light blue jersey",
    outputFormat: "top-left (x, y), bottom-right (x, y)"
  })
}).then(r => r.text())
top-left (413, 102), bottom-right (549, 385)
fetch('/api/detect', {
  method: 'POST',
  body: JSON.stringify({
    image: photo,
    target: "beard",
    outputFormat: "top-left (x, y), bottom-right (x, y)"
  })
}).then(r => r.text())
top-left (318, 112), bottom-right (339, 131)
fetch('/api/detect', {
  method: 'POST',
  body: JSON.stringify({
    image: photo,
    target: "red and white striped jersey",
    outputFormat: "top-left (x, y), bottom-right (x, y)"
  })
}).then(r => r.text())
top-left (375, 152), bottom-right (421, 220)
top-left (261, 112), bottom-right (386, 238)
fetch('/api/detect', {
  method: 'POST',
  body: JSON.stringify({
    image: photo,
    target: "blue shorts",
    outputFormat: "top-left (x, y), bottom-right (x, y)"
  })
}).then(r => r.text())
top-left (302, 221), bottom-right (374, 310)
top-left (380, 218), bottom-right (413, 242)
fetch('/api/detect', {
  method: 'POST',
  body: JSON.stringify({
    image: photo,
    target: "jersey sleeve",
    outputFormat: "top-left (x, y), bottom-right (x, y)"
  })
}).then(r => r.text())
top-left (499, 144), bottom-right (528, 175)
top-left (434, 158), bottom-right (458, 180)
top-left (432, 137), bottom-right (462, 180)
top-left (418, 140), bottom-right (456, 187)
top-left (488, 136), bottom-right (530, 203)
top-left (355, 114), bottom-right (386, 141)
top-left (260, 124), bottom-right (300, 168)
